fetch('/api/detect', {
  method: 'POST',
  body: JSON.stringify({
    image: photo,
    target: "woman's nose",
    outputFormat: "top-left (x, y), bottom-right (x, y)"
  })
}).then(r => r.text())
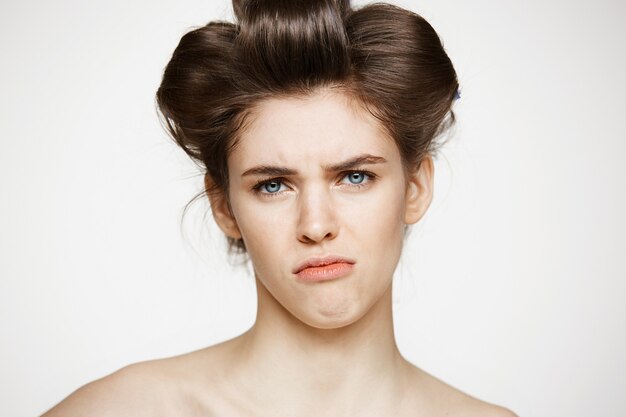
top-left (296, 187), bottom-right (339, 244)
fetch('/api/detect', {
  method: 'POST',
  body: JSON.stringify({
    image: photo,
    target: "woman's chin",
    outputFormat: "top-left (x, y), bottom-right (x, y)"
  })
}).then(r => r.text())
top-left (292, 302), bottom-right (366, 330)
top-left (300, 316), bottom-right (360, 331)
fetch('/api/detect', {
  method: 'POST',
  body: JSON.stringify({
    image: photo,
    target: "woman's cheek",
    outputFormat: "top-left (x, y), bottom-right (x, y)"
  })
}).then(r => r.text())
top-left (237, 203), bottom-right (289, 254)
top-left (353, 185), bottom-right (406, 235)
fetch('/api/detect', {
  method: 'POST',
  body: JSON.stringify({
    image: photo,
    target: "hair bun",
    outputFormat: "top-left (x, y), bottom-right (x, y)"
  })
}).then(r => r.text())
top-left (158, 0), bottom-right (459, 253)
top-left (233, 0), bottom-right (352, 89)
top-left (233, 0), bottom-right (351, 21)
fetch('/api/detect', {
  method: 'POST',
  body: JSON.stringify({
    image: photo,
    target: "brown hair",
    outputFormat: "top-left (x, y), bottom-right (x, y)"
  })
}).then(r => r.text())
top-left (156, 0), bottom-right (459, 253)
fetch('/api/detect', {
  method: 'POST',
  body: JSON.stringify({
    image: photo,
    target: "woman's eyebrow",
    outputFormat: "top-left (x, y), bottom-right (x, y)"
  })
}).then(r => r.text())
top-left (241, 166), bottom-right (297, 177)
top-left (241, 154), bottom-right (387, 178)
top-left (324, 154), bottom-right (387, 172)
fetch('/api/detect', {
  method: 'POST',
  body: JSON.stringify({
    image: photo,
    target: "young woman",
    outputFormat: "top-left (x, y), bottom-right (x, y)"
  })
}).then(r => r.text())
top-left (44, 0), bottom-right (516, 415)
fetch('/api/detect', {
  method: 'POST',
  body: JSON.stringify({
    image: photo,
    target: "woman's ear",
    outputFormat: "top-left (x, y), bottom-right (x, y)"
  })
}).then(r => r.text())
top-left (404, 155), bottom-right (434, 225)
top-left (204, 174), bottom-right (242, 240)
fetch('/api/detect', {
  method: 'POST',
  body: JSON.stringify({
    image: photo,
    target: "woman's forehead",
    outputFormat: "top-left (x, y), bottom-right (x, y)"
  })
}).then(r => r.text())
top-left (229, 91), bottom-right (398, 169)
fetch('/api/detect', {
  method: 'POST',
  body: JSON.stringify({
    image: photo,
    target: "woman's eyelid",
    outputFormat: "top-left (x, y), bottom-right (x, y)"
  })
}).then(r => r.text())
top-left (338, 169), bottom-right (377, 184)
top-left (251, 169), bottom-right (378, 195)
top-left (253, 177), bottom-right (290, 194)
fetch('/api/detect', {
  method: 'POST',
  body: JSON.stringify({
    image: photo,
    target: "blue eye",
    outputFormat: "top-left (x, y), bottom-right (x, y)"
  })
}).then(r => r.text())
top-left (346, 172), bottom-right (366, 184)
top-left (260, 180), bottom-right (284, 194)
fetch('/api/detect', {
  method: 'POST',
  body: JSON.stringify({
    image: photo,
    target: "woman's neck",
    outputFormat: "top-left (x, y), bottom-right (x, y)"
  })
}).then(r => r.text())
top-left (226, 276), bottom-right (411, 415)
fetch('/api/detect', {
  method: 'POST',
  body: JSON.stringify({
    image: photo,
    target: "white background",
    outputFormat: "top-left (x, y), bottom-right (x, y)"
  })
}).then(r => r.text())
top-left (1, 0), bottom-right (625, 416)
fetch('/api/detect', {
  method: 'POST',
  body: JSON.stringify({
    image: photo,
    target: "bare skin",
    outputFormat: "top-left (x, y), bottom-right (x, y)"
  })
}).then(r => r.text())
top-left (43, 91), bottom-right (517, 417)
top-left (43, 289), bottom-right (515, 417)
top-left (43, 283), bottom-right (515, 417)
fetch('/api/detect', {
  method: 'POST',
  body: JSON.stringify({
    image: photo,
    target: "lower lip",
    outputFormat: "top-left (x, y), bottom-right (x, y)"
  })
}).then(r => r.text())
top-left (296, 262), bottom-right (354, 282)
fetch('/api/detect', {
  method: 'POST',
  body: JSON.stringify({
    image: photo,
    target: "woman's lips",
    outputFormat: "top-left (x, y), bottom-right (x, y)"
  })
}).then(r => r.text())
top-left (293, 255), bottom-right (356, 282)
top-left (295, 262), bottom-right (354, 282)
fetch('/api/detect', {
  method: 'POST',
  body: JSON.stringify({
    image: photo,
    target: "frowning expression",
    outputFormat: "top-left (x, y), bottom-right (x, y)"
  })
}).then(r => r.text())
top-left (211, 90), bottom-right (432, 329)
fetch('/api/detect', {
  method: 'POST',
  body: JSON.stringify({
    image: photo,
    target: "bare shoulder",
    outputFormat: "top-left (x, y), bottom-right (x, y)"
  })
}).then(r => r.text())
top-left (405, 366), bottom-right (518, 417)
top-left (42, 358), bottom-right (195, 417)
top-left (442, 385), bottom-right (518, 417)
top-left (41, 338), bottom-right (241, 417)
top-left (457, 400), bottom-right (519, 417)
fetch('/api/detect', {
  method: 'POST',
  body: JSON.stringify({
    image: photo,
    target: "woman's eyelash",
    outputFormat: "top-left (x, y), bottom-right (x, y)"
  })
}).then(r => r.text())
top-left (251, 170), bottom-right (378, 197)
top-left (340, 170), bottom-right (378, 191)
top-left (252, 178), bottom-right (287, 195)
top-left (339, 170), bottom-right (377, 187)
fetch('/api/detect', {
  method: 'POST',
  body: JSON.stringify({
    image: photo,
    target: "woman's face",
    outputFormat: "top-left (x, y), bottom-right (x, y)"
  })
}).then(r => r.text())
top-left (212, 90), bottom-right (432, 329)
